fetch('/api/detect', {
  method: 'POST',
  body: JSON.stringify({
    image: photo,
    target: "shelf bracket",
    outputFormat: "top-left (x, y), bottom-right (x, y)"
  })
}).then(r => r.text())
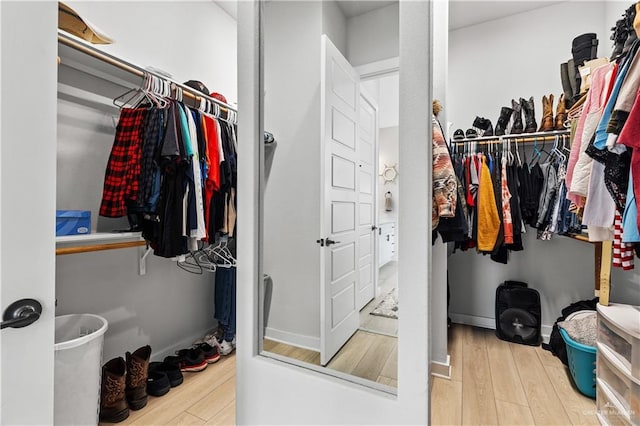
top-left (139, 246), bottom-right (152, 276)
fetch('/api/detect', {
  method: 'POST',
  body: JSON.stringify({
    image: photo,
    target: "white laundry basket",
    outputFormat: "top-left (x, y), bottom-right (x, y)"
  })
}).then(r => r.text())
top-left (54, 314), bottom-right (108, 426)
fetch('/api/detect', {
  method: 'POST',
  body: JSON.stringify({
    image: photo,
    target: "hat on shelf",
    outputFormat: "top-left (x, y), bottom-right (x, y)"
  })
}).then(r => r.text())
top-left (210, 92), bottom-right (228, 105)
top-left (183, 80), bottom-right (210, 95)
top-left (58, 2), bottom-right (113, 44)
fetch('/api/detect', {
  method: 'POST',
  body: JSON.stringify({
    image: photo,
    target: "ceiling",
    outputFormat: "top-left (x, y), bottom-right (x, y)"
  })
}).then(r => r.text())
top-left (335, 1), bottom-right (396, 18)
top-left (449, 1), bottom-right (565, 30)
top-left (213, 0), bottom-right (566, 31)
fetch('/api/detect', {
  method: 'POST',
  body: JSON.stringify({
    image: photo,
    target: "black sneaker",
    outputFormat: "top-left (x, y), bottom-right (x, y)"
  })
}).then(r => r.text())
top-left (195, 343), bottom-right (221, 364)
top-left (148, 361), bottom-right (183, 387)
top-left (165, 348), bottom-right (207, 373)
top-left (146, 371), bottom-right (171, 397)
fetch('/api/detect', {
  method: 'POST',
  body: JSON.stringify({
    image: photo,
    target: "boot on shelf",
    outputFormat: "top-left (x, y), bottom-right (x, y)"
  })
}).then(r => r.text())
top-left (521, 96), bottom-right (538, 133)
top-left (539, 94), bottom-right (555, 132)
top-left (560, 63), bottom-right (574, 109)
top-left (100, 357), bottom-right (129, 423)
top-left (472, 116), bottom-right (494, 136)
top-left (511, 99), bottom-right (524, 134)
top-left (494, 106), bottom-right (513, 136)
top-left (125, 345), bottom-right (151, 411)
top-left (554, 94), bottom-right (567, 130)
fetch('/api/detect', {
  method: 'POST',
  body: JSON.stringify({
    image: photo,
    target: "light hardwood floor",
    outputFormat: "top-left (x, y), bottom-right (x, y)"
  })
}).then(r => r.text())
top-left (108, 324), bottom-right (597, 425)
top-left (430, 324), bottom-right (598, 426)
top-left (103, 354), bottom-right (236, 426)
top-left (359, 261), bottom-right (399, 337)
top-left (263, 330), bottom-right (398, 386)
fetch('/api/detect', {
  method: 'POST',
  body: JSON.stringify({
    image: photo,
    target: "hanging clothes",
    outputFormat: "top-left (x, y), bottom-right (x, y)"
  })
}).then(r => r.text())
top-left (477, 156), bottom-right (500, 251)
top-left (100, 99), bottom-right (238, 258)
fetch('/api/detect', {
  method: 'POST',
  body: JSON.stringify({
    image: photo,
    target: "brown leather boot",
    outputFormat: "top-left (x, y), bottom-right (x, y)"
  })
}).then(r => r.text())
top-left (100, 357), bottom-right (129, 423)
top-left (554, 94), bottom-right (567, 130)
top-left (126, 345), bottom-right (151, 410)
top-left (538, 94), bottom-right (555, 132)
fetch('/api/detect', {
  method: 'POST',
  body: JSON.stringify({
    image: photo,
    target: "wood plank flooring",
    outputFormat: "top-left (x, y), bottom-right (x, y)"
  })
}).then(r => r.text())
top-left (107, 324), bottom-right (597, 425)
top-left (103, 354), bottom-right (236, 426)
top-left (263, 330), bottom-right (398, 385)
top-left (430, 324), bottom-right (598, 426)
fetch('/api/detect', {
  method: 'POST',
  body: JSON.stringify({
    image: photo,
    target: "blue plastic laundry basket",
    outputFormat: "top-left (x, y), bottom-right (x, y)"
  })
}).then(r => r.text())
top-left (559, 328), bottom-right (597, 398)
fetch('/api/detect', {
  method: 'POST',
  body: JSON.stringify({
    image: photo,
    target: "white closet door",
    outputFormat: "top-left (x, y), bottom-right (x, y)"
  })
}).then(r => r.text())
top-left (320, 35), bottom-right (360, 366)
top-left (1, 2), bottom-right (57, 424)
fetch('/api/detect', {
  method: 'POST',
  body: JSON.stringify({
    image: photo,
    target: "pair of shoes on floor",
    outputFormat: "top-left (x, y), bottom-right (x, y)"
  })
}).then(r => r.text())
top-left (100, 345), bottom-right (152, 423)
top-left (146, 360), bottom-right (184, 397)
top-left (164, 342), bottom-right (221, 373)
top-left (203, 334), bottom-right (236, 356)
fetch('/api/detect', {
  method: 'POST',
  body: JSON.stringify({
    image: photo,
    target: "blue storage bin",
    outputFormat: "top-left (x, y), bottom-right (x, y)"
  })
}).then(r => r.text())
top-left (560, 328), bottom-right (597, 398)
top-left (56, 210), bottom-right (91, 236)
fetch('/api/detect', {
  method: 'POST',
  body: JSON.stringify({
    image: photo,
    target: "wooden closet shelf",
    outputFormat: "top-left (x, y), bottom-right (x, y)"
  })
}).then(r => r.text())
top-left (56, 232), bottom-right (146, 255)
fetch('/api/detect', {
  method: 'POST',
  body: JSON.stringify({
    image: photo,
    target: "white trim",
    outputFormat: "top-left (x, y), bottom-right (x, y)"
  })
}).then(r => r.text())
top-left (431, 355), bottom-right (451, 379)
top-left (356, 57), bottom-right (399, 80)
top-left (450, 314), bottom-right (553, 344)
top-left (264, 327), bottom-right (320, 352)
top-left (449, 313), bottom-right (495, 330)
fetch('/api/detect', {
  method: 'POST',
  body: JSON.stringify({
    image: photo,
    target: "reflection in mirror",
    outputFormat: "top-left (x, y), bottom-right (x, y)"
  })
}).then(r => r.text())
top-left (260, 0), bottom-right (399, 389)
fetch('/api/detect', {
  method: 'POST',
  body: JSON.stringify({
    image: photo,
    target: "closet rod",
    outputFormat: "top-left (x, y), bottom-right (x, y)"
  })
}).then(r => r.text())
top-left (452, 129), bottom-right (570, 144)
top-left (58, 31), bottom-right (237, 113)
top-left (56, 240), bottom-right (147, 255)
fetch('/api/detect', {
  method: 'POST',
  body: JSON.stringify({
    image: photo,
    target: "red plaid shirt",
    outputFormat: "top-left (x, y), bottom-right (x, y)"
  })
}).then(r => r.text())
top-left (99, 108), bottom-right (147, 217)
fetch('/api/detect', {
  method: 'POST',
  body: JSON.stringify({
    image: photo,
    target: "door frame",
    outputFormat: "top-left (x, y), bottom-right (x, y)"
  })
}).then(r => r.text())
top-left (236, 1), bottom-right (433, 424)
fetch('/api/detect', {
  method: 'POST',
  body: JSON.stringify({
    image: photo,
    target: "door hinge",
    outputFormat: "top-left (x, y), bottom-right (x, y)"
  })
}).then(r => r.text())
top-left (316, 238), bottom-right (325, 247)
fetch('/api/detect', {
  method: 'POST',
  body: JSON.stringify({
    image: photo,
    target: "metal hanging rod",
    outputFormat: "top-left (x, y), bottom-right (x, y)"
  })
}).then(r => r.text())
top-left (58, 31), bottom-right (237, 113)
top-left (452, 129), bottom-right (570, 145)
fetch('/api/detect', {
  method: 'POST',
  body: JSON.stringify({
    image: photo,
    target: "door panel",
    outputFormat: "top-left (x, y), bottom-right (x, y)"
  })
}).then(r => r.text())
top-left (331, 202), bottom-right (356, 234)
top-left (321, 35), bottom-right (360, 366)
top-left (1, 3), bottom-right (57, 424)
top-left (356, 91), bottom-right (378, 310)
top-left (331, 108), bottom-right (356, 149)
top-left (331, 155), bottom-right (356, 189)
top-left (331, 59), bottom-right (356, 108)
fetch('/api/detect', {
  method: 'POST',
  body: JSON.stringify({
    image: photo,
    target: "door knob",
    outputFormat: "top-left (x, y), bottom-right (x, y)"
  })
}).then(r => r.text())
top-left (325, 238), bottom-right (341, 246)
top-left (1, 298), bottom-right (42, 330)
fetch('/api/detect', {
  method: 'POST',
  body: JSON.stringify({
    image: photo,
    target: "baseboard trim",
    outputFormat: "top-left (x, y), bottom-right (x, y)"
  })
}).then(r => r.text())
top-left (431, 355), bottom-right (451, 379)
top-left (450, 313), bottom-right (553, 344)
top-left (450, 313), bottom-right (495, 330)
top-left (264, 327), bottom-right (320, 352)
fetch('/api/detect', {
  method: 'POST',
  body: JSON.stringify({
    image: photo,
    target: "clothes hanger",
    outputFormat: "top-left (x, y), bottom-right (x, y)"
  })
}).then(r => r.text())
top-left (177, 252), bottom-right (204, 275)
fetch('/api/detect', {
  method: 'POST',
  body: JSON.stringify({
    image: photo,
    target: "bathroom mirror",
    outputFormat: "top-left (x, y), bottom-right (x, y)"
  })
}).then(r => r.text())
top-left (259, 0), bottom-right (400, 390)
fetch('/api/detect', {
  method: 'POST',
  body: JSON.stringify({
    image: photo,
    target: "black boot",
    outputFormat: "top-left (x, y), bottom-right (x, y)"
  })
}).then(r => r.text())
top-left (494, 106), bottom-right (513, 136)
top-left (472, 116), bottom-right (493, 137)
top-left (560, 63), bottom-right (574, 109)
top-left (520, 97), bottom-right (537, 133)
top-left (511, 99), bottom-right (524, 134)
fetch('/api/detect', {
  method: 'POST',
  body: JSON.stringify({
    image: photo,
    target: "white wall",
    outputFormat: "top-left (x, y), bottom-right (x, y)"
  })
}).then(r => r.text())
top-left (379, 127), bottom-right (399, 228)
top-left (347, 2), bottom-right (399, 67)
top-left (55, 1), bottom-right (238, 362)
top-left (448, 1), bottom-right (608, 131)
top-left (322, 0), bottom-right (348, 58)
top-left (447, 1), bottom-right (640, 338)
top-left (263, 1), bottom-right (323, 348)
top-left (68, 1), bottom-right (238, 104)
